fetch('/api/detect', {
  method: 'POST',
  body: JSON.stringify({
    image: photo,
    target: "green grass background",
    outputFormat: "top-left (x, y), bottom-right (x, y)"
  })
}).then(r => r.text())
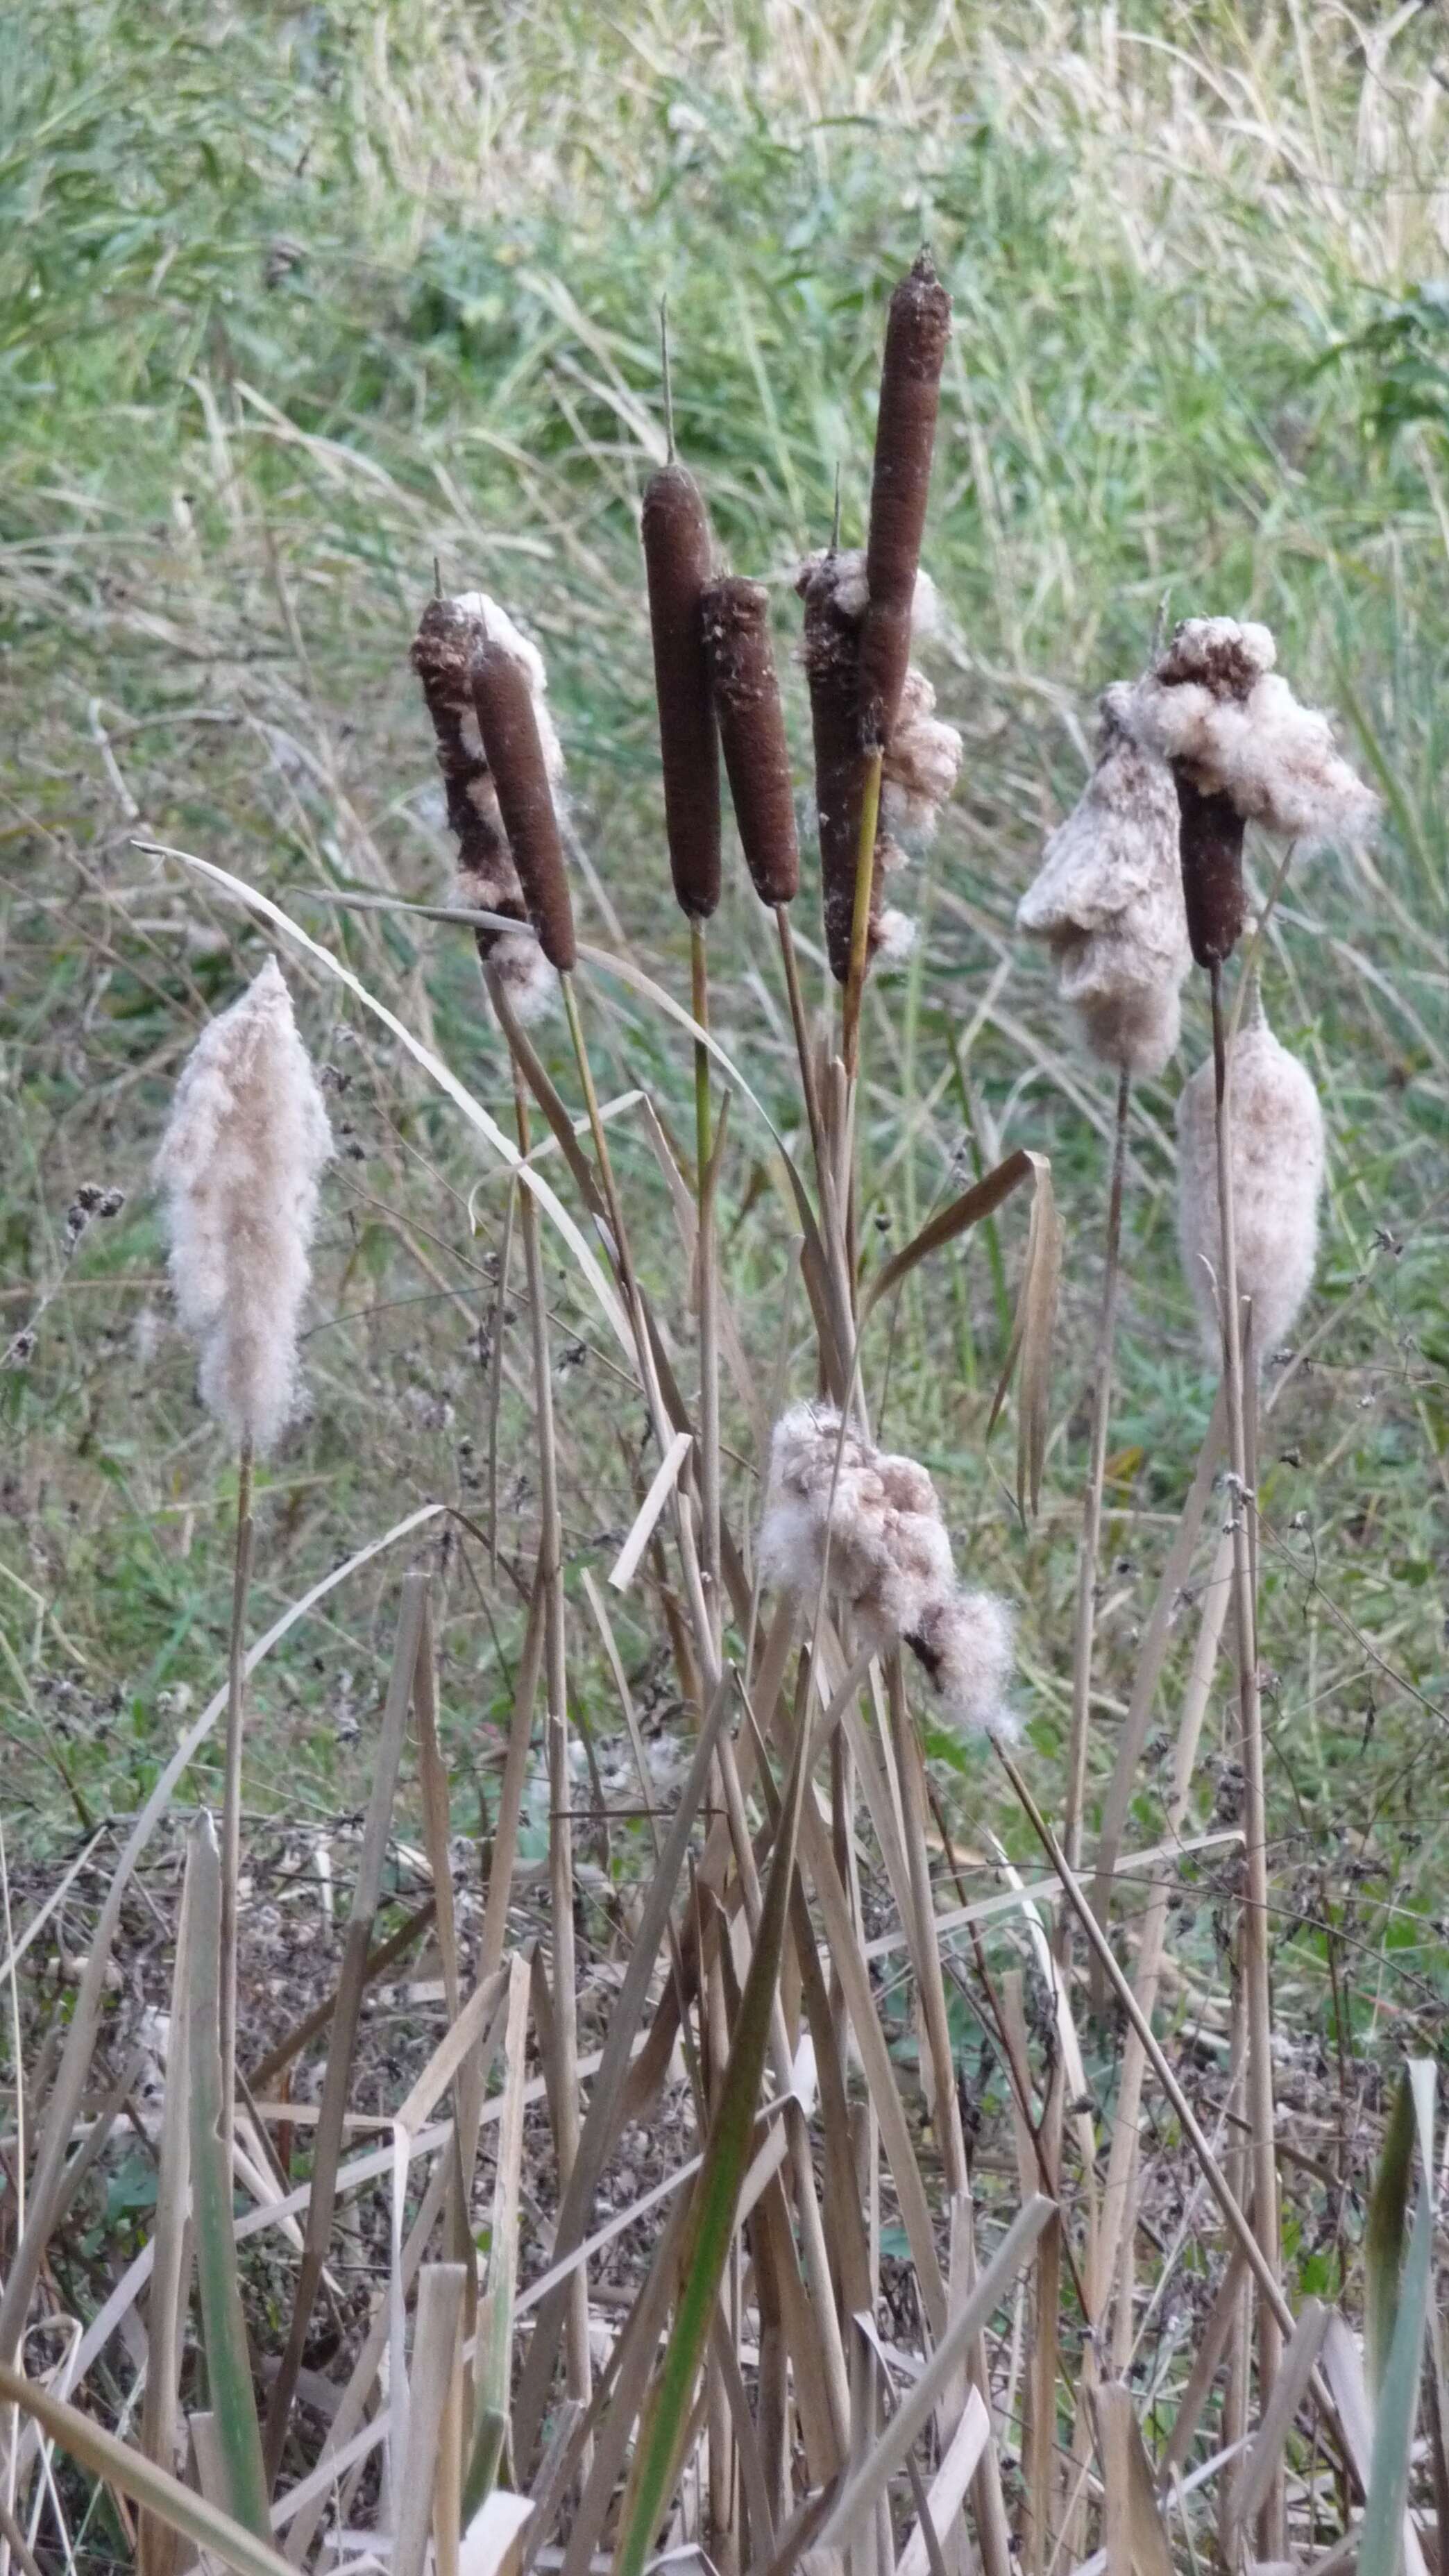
top-left (3, 0), bottom-right (1446, 2149)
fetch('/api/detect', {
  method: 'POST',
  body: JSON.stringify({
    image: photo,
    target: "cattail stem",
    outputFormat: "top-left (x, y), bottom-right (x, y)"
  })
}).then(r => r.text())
top-left (494, 1021), bottom-right (593, 2424)
top-left (840, 749), bottom-right (883, 1083)
top-left (1208, 960), bottom-right (1282, 2552)
top-left (558, 972), bottom-right (717, 1675)
top-left (219, 1435), bottom-right (254, 2161)
top-left (774, 904), bottom-right (828, 1196)
top-left (690, 920), bottom-right (721, 1645)
top-left (1063, 1065), bottom-right (1131, 1871)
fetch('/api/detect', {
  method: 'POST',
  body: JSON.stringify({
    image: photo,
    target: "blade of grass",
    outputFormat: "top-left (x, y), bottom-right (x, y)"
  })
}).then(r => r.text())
top-left (138, 1851), bottom-right (196, 2576)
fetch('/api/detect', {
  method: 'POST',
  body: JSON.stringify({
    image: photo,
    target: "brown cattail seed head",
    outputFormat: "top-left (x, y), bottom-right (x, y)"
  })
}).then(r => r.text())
top-left (858, 250), bottom-right (952, 752)
top-left (797, 553), bottom-right (878, 982)
top-left (471, 640), bottom-right (576, 972)
top-left (701, 575), bottom-right (799, 909)
top-left (1175, 774), bottom-right (1248, 968)
top-left (1177, 1000), bottom-right (1325, 1368)
top-left (412, 597), bottom-right (517, 908)
top-left (641, 461), bottom-right (722, 920)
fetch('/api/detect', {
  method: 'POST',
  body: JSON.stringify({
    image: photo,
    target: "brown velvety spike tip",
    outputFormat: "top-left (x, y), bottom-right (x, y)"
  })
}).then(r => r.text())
top-left (471, 641), bottom-right (576, 972)
top-left (641, 462), bottom-right (722, 920)
top-left (797, 555), bottom-right (878, 983)
top-left (858, 250), bottom-right (951, 751)
top-left (411, 599), bottom-right (518, 918)
top-left (1175, 772), bottom-right (1248, 968)
top-left (702, 576), bottom-right (799, 909)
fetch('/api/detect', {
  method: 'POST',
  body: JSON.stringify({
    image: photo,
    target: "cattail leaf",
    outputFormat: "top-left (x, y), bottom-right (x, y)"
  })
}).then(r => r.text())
top-left (1359, 2064), bottom-right (1437, 2576)
top-left (0, 2359), bottom-right (296, 2576)
top-left (610, 1702), bottom-right (816, 2576)
top-left (461, 1955), bottom-right (531, 2524)
top-left (641, 461), bottom-right (721, 920)
top-left (861, 1145), bottom-right (1040, 1319)
top-left (185, 1816), bottom-right (271, 2542)
top-left (393, 2265), bottom-right (468, 2576)
top-left (138, 1853), bottom-right (196, 2576)
top-left (1226, 2298), bottom-right (1330, 2542)
top-left (983, 1153), bottom-right (1061, 1518)
top-left (1365, 2067), bottom-right (1418, 2403)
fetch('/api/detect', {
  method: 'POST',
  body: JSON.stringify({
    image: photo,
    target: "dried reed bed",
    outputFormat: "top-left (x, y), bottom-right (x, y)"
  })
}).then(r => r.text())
top-left (2, 10), bottom-right (1448, 2576)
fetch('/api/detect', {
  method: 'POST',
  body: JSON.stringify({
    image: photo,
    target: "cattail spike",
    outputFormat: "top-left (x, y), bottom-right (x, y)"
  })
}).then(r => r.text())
top-left (1176, 774), bottom-right (1248, 967)
top-left (702, 576), bottom-right (799, 910)
top-left (471, 638), bottom-right (576, 972)
top-left (153, 957), bottom-right (333, 1457)
top-left (798, 554), bottom-right (876, 982)
top-left (858, 250), bottom-right (952, 752)
top-left (641, 461), bottom-right (722, 920)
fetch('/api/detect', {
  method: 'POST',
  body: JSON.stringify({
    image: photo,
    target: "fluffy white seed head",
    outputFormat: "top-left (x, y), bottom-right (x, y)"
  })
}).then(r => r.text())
top-left (759, 1402), bottom-right (954, 1649)
top-left (1176, 1001), bottom-right (1325, 1367)
top-left (1121, 616), bottom-right (1376, 849)
top-left (756, 1405), bottom-right (1018, 1738)
top-left (904, 1587), bottom-right (1018, 1742)
top-left (881, 667), bottom-right (963, 848)
top-left (1017, 687), bottom-right (1190, 1077)
top-left (154, 957), bottom-right (333, 1454)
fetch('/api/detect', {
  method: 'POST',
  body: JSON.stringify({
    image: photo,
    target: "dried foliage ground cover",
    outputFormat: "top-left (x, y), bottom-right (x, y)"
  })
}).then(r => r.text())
top-left (1, 6), bottom-right (1447, 2574)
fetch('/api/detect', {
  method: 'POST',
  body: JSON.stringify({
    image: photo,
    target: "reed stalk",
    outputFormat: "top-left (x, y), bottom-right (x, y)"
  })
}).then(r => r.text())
top-left (1208, 959), bottom-right (1283, 2556)
top-left (219, 1437), bottom-right (254, 2160)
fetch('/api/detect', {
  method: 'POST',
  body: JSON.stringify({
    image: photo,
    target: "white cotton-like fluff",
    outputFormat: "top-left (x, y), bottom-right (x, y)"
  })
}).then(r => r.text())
top-left (874, 906), bottom-right (918, 964)
top-left (793, 550), bottom-right (939, 636)
top-left (153, 957), bottom-right (333, 1453)
top-left (456, 858), bottom-right (557, 1024)
top-left (1176, 1000), bottom-right (1325, 1367)
top-left (880, 668), bottom-right (963, 847)
top-left (1121, 616), bottom-right (1376, 849)
top-left (759, 1402), bottom-right (955, 1649)
top-left (905, 1588), bottom-right (1018, 1742)
top-left (1017, 686), bottom-right (1189, 1078)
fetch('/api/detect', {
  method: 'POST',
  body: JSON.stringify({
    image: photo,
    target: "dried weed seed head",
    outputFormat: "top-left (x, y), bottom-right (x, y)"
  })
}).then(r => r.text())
top-left (757, 1403), bottom-right (1015, 1738)
top-left (410, 593), bottom-right (557, 1022)
top-left (858, 249), bottom-right (953, 751)
top-left (1176, 992), bottom-right (1325, 1367)
top-left (1017, 685), bottom-right (1189, 1076)
top-left (701, 575), bottom-right (799, 908)
top-left (471, 623), bottom-right (577, 974)
top-left (154, 956), bottom-right (333, 1456)
top-left (641, 461), bottom-right (722, 921)
top-left (1121, 615), bottom-right (1378, 969)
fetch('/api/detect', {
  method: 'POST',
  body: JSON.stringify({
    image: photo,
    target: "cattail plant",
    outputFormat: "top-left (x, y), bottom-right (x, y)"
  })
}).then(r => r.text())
top-left (1117, 613), bottom-right (1373, 2550)
top-left (641, 424), bottom-right (725, 1616)
top-left (411, 591), bottom-right (559, 1019)
top-left (470, 620), bottom-right (577, 973)
top-left (153, 954), bottom-right (332, 2137)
